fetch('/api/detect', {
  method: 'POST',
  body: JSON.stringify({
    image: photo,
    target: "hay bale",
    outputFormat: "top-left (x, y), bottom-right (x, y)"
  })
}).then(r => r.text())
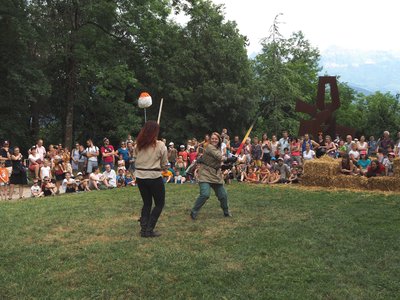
top-left (301, 174), bottom-right (334, 187)
top-left (303, 156), bottom-right (340, 176)
top-left (367, 176), bottom-right (400, 192)
top-left (331, 175), bottom-right (368, 190)
top-left (393, 158), bottom-right (400, 177)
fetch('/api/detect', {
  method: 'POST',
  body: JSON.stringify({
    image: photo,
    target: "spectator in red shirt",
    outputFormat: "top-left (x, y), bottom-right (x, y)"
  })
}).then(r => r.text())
top-left (100, 137), bottom-right (115, 170)
top-left (178, 145), bottom-right (189, 167)
top-left (366, 160), bottom-right (385, 178)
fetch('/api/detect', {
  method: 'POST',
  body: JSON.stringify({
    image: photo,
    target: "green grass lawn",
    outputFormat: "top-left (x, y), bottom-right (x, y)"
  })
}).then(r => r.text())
top-left (1, 183), bottom-right (399, 299)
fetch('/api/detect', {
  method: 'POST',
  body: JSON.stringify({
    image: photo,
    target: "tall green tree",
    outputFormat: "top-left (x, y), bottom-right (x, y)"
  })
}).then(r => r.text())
top-left (253, 15), bottom-right (321, 136)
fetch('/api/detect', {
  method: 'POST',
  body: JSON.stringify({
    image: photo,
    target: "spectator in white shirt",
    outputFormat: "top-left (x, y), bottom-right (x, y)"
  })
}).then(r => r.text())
top-left (103, 164), bottom-right (117, 188)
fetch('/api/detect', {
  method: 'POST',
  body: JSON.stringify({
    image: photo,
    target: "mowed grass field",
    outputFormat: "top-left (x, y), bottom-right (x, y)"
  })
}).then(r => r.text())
top-left (1, 183), bottom-right (399, 299)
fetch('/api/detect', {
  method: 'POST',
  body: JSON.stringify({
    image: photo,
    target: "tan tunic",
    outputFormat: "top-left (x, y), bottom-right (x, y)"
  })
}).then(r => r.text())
top-left (198, 144), bottom-right (224, 184)
top-left (134, 141), bottom-right (168, 179)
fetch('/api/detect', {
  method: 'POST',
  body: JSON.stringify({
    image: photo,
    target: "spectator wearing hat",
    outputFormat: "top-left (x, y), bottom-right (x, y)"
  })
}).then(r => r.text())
top-left (178, 145), bottom-right (188, 167)
top-left (100, 138), bottom-right (115, 170)
top-left (167, 142), bottom-right (177, 168)
top-left (383, 152), bottom-right (395, 176)
top-left (273, 158), bottom-right (291, 183)
top-left (357, 151), bottom-right (371, 176)
top-left (0, 141), bottom-right (12, 176)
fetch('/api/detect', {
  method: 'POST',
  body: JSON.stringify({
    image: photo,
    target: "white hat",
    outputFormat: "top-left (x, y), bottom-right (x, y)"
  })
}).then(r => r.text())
top-left (77, 172), bottom-right (83, 176)
top-left (169, 142), bottom-right (174, 146)
top-left (180, 145), bottom-right (185, 148)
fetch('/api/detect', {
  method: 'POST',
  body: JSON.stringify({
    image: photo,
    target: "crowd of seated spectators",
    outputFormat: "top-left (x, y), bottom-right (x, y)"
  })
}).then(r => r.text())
top-left (0, 130), bottom-right (399, 200)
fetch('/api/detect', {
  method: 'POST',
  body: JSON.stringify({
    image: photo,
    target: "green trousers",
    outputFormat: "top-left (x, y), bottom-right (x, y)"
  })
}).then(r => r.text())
top-left (191, 182), bottom-right (229, 217)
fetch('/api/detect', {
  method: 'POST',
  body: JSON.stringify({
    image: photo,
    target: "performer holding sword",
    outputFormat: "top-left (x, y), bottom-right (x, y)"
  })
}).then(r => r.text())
top-left (190, 132), bottom-right (237, 220)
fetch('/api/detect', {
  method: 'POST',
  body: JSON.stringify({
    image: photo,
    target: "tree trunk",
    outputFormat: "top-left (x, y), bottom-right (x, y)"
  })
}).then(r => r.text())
top-left (64, 53), bottom-right (76, 150)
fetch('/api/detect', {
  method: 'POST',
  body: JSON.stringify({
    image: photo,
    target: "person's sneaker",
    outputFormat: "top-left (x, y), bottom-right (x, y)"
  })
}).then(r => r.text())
top-left (190, 211), bottom-right (196, 220)
top-left (224, 212), bottom-right (232, 217)
top-left (141, 230), bottom-right (161, 238)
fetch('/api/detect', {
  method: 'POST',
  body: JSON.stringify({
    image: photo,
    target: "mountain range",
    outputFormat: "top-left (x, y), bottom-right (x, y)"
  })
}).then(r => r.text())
top-left (319, 47), bottom-right (400, 95)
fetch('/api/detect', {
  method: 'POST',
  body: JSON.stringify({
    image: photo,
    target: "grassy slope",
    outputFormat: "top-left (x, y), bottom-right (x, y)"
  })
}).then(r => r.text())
top-left (0, 184), bottom-right (399, 299)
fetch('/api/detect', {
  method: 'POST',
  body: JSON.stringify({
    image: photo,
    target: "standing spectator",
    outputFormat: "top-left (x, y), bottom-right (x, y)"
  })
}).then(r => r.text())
top-left (9, 147), bottom-right (27, 200)
top-left (85, 139), bottom-right (99, 174)
top-left (278, 131), bottom-right (290, 156)
top-left (103, 164), bottom-right (117, 188)
top-left (367, 136), bottom-right (378, 157)
top-left (127, 141), bottom-right (136, 172)
top-left (348, 142), bottom-right (360, 164)
top-left (230, 136), bottom-right (241, 155)
top-left (167, 142), bottom-right (177, 168)
top-left (324, 135), bottom-right (337, 158)
top-left (0, 141), bottom-right (12, 176)
top-left (270, 135), bottom-right (280, 159)
top-left (315, 132), bottom-right (326, 158)
top-left (344, 135), bottom-right (353, 153)
top-left (100, 137), bottom-right (115, 170)
top-left (71, 142), bottom-right (81, 174)
top-left (395, 132), bottom-right (400, 157)
top-left (261, 133), bottom-right (271, 164)
top-left (36, 139), bottom-right (46, 162)
top-left (377, 131), bottom-right (395, 156)
top-left (357, 136), bottom-right (368, 153)
top-left (302, 143), bottom-right (316, 161)
top-left (28, 146), bottom-right (43, 179)
top-left (78, 145), bottom-right (87, 174)
top-left (251, 137), bottom-right (262, 167)
top-left (178, 145), bottom-right (189, 167)
top-left (290, 137), bottom-right (302, 165)
top-left (0, 161), bottom-right (9, 200)
top-left (301, 133), bottom-right (320, 153)
top-left (40, 159), bottom-right (52, 182)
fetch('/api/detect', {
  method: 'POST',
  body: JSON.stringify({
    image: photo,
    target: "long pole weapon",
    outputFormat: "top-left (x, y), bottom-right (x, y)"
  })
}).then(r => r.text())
top-left (157, 98), bottom-right (164, 124)
top-left (235, 110), bottom-right (264, 155)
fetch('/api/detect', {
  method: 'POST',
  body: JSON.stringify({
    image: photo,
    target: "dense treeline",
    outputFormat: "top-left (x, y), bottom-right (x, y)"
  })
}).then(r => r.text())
top-left (1, 0), bottom-right (399, 151)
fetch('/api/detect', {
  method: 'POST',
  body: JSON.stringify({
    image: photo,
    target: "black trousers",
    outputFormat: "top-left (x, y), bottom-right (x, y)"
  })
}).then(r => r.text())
top-left (136, 177), bottom-right (165, 229)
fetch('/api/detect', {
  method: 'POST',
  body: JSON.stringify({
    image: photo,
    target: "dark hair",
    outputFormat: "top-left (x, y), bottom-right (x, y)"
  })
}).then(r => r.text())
top-left (136, 121), bottom-right (160, 151)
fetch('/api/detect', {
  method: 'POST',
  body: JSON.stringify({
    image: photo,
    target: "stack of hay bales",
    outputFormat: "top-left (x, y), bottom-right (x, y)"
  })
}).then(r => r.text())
top-left (302, 156), bottom-right (340, 187)
top-left (301, 157), bottom-right (400, 192)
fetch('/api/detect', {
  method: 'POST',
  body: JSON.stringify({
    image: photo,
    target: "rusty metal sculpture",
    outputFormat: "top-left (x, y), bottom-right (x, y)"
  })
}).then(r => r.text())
top-left (296, 76), bottom-right (355, 139)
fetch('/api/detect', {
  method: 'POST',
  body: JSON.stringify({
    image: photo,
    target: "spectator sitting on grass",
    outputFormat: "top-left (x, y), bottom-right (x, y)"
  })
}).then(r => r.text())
top-left (41, 176), bottom-right (56, 196)
top-left (31, 178), bottom-right (44, 197)
top-left (174, 170), bottom-right (186, 184)
top-left (62, 172), bottom-right (77, 193)
top-left (244, 166), bottom-right (259, 183)
top-left (268, 170), bottom-right (281, 184)
top-left (116, 168), bottom-right (126, 188)
top-left (75, 172), bottom-right (90, 192)
top-left (274, 157), bottom-right (291, 183)
top-left (103, 164), bottom-right (117, 188)
top-left (125, 171), bottom-right (136, 186)
top-left (89, 166), bottom-right (109, 190)
top-left (161, 167), bottom-right (173, 183)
